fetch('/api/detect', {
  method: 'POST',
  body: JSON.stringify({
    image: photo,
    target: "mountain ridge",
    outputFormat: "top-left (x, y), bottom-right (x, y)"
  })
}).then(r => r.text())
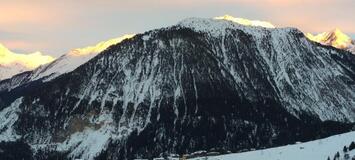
top-left (0, 44), bottom-right (54, 80)
top-left (214, 15), bottom-right (276, 28)
top-left (0, 34), bottom-right (134, 92)
top-left (306, 28), bottom-right (355, 54)
top-left (29, 34), bottom-right (135, 82)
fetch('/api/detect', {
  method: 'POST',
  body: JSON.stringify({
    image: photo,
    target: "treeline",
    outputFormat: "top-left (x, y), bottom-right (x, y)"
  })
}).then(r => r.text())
top-left (327, 141), bottom-right (355, 160)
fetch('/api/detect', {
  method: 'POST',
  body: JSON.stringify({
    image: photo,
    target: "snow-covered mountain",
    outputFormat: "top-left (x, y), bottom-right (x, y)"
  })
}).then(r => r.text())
top-left (0, 16), bottom-right (355, 160)
top-left (306, 28), bottom-right (355, 53)
top-left (0, 34), bottom-right (134, 91)
top-left (0, 44), bottom-right (54, 80)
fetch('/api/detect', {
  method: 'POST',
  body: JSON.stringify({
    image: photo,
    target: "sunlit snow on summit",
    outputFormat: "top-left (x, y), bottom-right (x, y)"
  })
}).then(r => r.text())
top-left (0, 44), bottom-right (54, 69)
top-left (214, 15), bottom-right (276, 28)
top-left (68, 34), bottom-right (135, 57)
top-left (0, 44), bottom-right (55, 80)
top-left (306, 28), bottom-right (352, 49)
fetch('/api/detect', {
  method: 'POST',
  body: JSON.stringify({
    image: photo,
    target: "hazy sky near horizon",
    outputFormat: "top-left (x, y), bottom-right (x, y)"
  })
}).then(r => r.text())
top-left (1, 0), bottom-right (354, 57)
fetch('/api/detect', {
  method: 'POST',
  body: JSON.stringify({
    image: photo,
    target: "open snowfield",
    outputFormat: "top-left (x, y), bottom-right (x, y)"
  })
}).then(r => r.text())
top-left (192, 131), bottom-right (355, 160)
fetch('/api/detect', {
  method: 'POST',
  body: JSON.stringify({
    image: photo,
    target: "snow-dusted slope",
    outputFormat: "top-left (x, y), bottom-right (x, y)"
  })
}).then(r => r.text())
top-left (192, 131), bottom-right (355, 160)
top-left (0, 98), bottom-right (22, 142)
top-left (0, 34), bottom-right (135, 91)
top-left (0, 44), bottom-right (54, 80)
top-left (179, 17), bottom-right (355, 122)
top-left (30, 34), bottom-right (135, 81)
top-left (0, 63), bottom-right (27, 81)
top-left (306, 29), bottom-right (355, 54)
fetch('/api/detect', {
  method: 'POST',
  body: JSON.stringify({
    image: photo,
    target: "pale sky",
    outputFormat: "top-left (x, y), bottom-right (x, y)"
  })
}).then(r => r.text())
top-left (0, 0), bottom-right (354, 57)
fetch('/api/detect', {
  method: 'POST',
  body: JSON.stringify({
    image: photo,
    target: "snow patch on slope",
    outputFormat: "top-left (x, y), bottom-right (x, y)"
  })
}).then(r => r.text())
top-left (0, 98), bottom-right (23, 142)
top-left (32, 112), bottom-right (129, 160)
top-left (56, 125), bottom-right (112, 160)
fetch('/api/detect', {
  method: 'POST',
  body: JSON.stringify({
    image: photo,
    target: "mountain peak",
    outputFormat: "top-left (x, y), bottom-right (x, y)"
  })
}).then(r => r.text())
top-left (0, 43), bottom-right (55, 80)
top-left (214, 15), bottom-right (276, 28)
top-left (0, 43), bottom-right (54, 69)
top-left (306, 28), bottom-right (352, 50)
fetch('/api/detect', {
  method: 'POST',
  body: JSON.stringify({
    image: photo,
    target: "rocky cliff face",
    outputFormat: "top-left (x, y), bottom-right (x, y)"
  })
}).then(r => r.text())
top-left (0, 18), bottom-right (355, 160)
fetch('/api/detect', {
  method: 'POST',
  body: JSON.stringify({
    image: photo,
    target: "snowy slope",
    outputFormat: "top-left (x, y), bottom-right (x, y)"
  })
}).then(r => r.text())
top-left (0, 98), bottom-right (22, 142)
top-left (0, 44), bottom-right (54, 80)
top-left (178, 17), bottom-right (355, 122)
top-left (192, 131), bottom-right (355, 160)
top-left (30, 34), bottom-right (135, 81)
top-left (0, 34), bottom-right (135, 91)
top-left (0, 63), bottom-right (27, 81)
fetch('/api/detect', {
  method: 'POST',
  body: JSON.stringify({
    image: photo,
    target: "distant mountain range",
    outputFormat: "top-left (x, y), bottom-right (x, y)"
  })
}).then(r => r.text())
top-left (0, 44), bottom-right (54, 80)
top-left (0, 35), bottom-right (134, 91)
top-left (0, 35), bottom-right (134, 81)
top-left (306, 28), bottom-right (355, 54)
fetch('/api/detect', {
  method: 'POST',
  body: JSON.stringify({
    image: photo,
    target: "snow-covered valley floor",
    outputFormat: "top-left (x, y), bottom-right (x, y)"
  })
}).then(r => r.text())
top-left (191, 131), bottom-right (355, 160)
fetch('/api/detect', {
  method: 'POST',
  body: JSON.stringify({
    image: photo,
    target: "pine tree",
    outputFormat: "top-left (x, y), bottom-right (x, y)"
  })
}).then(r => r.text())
top-left (349, 141), bottom-right (355, 151)
top-left (333, 152), bottom-right (340, 160)
top-left (344, 145), bottom-right (348, 152)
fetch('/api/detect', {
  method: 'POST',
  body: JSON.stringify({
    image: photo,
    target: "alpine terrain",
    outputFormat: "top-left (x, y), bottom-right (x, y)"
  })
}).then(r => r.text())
top-left (306, 28), bottom-right (355, 54)
top-left (0, 44), bottom-right (54, 81)
top-left (0, 16), bottom-right (355, 160)
top-left (0, 34), bottom-right (134, 92)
